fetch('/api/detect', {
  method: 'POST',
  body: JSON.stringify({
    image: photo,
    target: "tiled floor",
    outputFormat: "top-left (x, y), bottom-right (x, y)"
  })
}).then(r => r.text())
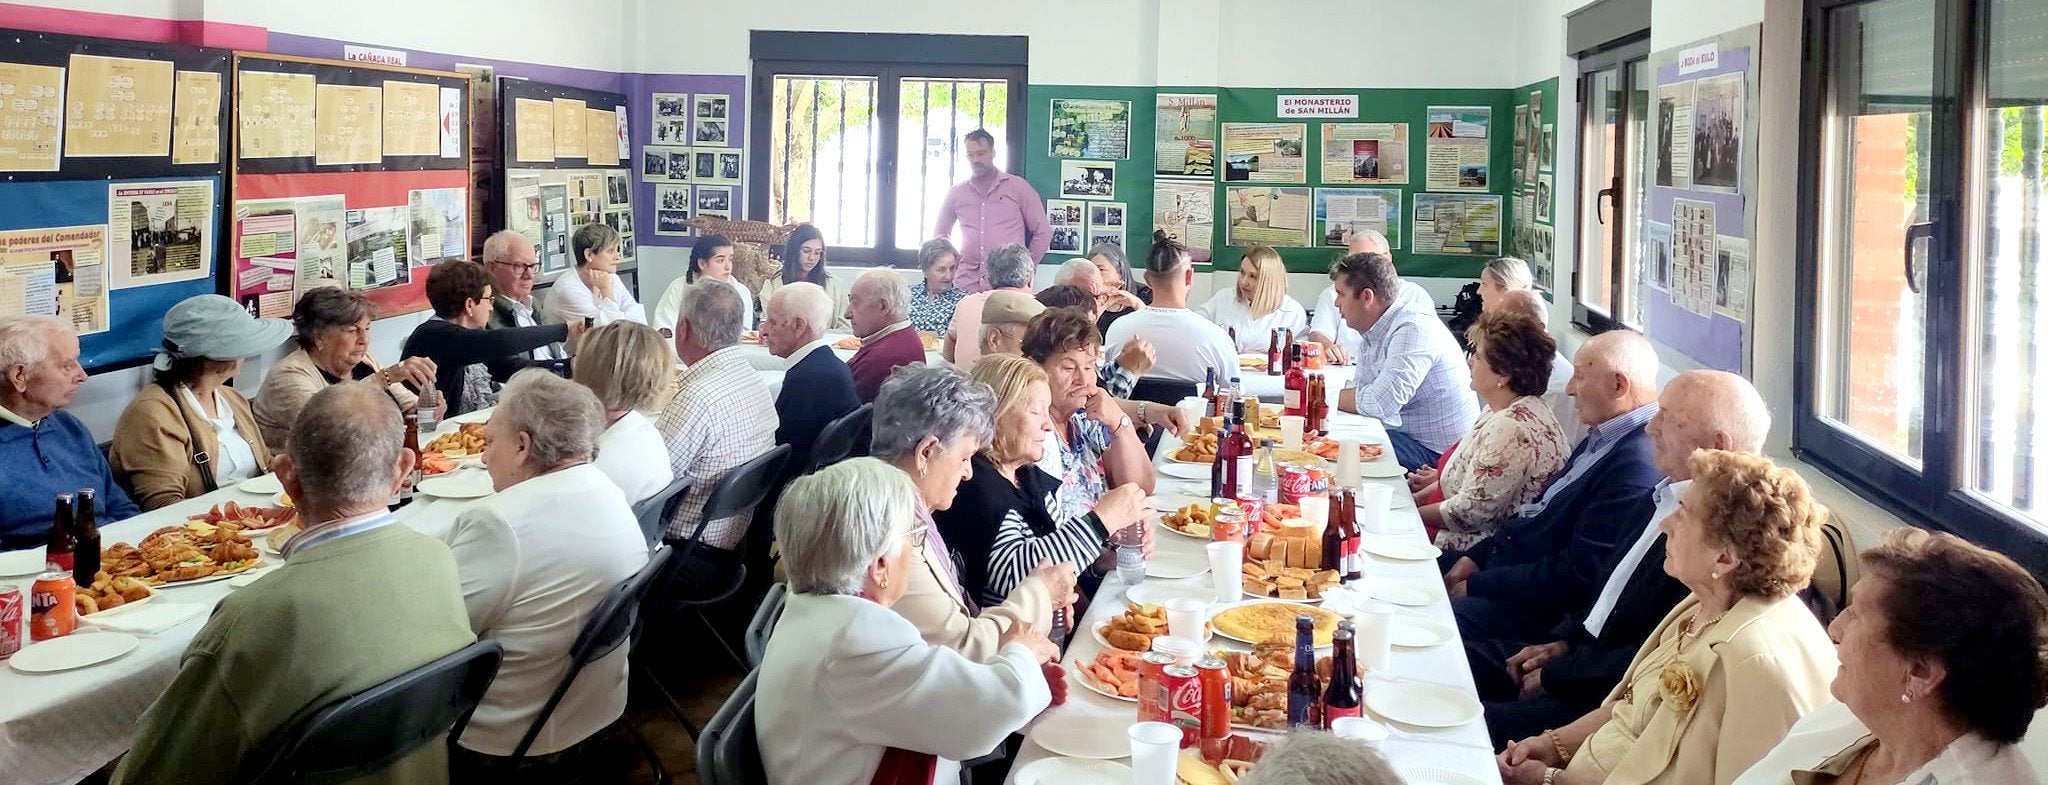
top-left (621, 664), bottom-right (745, 785)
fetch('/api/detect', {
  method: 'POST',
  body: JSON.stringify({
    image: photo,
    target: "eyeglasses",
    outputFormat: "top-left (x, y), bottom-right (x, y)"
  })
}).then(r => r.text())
top-left (491, 261), bottom-right (541, 275)
top-left (902, 524), bottom-right (930, 550)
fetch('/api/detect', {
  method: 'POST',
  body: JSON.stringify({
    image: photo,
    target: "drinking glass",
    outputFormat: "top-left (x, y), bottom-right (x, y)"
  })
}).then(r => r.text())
top-left (1128, 722), bottom-right (1183, 785)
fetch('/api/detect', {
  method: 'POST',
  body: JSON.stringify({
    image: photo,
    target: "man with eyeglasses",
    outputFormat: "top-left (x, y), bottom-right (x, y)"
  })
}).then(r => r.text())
top-left (482, 230), bottom-right (566, 362)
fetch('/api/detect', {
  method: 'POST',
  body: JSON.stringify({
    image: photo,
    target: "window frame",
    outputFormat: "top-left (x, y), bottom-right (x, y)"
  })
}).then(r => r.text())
top-left (747, 32), bottom-right (1026, 268)
top-left (1795, 0), bottom-right (2048, 572)
top-left (1571, 36), bottom-right (1652, 332)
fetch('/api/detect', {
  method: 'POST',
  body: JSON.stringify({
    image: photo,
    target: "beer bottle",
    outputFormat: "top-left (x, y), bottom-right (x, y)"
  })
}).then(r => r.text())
top-left (45, 493), bottom-right (75, 573)
top-left (1319, 495), bottom-right (1345, 572)
top-left (1266, 329), bottom-right (1283, 376)
top-left (1203, 367), bottom-right (1219, 416)
top-left (1286, 615), bottom-right (1323, 729)
top-left (1339, 489), bottom-right (1363, 583)
top-left (1323, 621), bottom-right (1364, 725)
top-left (392, 408), bottom-right (422, 510)
top-left (72, 489), bottom-right (100, 583)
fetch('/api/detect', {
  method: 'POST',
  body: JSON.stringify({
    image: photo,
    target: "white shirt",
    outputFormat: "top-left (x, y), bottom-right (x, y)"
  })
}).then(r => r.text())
top-left (652, 276), bottom-right (755, 340)
top-left (1732, 700), bottom-right (2044, 785)
top-left (179, 385), bottom-right (258, 483)
top-left (1102, 305), bottom-right (1239, 384)
top-left (443, 464), bottom-right (650, 756)
top-left (1197, 290), bottom-right (1309, 353)
top-left (1545, 351), bottom-right (1582, 446)
top-left (783, 336), bottom-right (835, 369)
top-left (594, 410), bottom-right (673, 504)
top-left (1583, 479), bottom-right (1689, 637)
top-left (503, 298), bottom-right (561, 361)
top-left (545, 269), bottom-right (646, 327)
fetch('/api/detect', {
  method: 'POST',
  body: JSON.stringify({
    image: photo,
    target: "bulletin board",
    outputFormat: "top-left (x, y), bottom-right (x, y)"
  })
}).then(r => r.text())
top-left (1506, 78), bottom-right (1559, 293)
top-left (495, 79), bottom-right (634, 273)
top-left (229, 53), bottom-right (471, 320)
top-left (0, 28), bottom-right (231, 372)
top-left (1635, 25), bottom-right (1761, 374)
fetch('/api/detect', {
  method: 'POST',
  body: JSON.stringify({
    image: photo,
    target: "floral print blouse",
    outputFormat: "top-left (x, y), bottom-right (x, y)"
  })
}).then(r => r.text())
top-left (1432, 395), bottom-right (1568, 550)
top-left (909, 281), bottom-right (967, 334)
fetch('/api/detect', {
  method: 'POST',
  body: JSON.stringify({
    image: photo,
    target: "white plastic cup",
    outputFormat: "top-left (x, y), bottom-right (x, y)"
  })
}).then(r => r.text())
top-left (1279, 415), bottom-right (1306, 450)
top-left (1296, 494), bottom-right (1330, 530)
top-left (1128, 721), bottom-right (1183, 785)
top-left (1356, 485), bottom-right (1394, 534)
top-left (1206, 541), bottom-right (1244, 604)
top-left (1335, 439), bottom-right (1364, 488)
top-left (1151, 635), bottom-right (1203, 667)
top-left (1164, 597), bottom-right (1207, 641)
top-left (1351, 601), bottom-right (1396, 672)
top-left (1178, 396), bottom-right (1208, 428)
top-left (1331, 716), bottom-right (1389, 749)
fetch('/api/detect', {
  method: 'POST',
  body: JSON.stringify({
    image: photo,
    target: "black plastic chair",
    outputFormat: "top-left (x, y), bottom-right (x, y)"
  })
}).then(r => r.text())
top-left (239, 640), bottom-right (504, 785)
top-left (632, 475), bottom-right (692, 546)
top-left (1128, 377), bottom-right (1200, 406)
top-left (695, 669), bottom-right (766, 785)
top-left (742, 583), bottom-right (787, 668)
top-left (507, 545), bottom-right (675, 783)
top-left (807, 403), bottom-right (873, 472)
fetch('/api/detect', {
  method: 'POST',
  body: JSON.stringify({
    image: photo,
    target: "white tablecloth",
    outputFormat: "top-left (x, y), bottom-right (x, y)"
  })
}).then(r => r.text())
top-left (1005, 411), bottom-right (1502, 785)
top-left (1234, 364), bottom-right (1356, 405)
top-left (0, 418), bottom-right (495, 785)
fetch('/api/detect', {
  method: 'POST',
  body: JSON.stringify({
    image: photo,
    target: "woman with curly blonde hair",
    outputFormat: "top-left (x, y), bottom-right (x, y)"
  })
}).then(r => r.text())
top-left (1499, 450), bottom-right (1839, 785)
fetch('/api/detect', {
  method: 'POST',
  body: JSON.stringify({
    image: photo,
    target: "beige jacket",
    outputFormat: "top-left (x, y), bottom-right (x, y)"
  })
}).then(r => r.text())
top-left (894, 537), bottom-right (1053, 662)
top-left (109, 384), bottom-right (273, 510)
top-left (1570, 593), bottom-right (1839, 785)
top-left (252, 348), bottom-right (418, 454)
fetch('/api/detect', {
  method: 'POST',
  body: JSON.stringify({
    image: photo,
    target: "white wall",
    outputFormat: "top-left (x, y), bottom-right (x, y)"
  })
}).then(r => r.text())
top-left (206, 0), bottom-right (631, 73)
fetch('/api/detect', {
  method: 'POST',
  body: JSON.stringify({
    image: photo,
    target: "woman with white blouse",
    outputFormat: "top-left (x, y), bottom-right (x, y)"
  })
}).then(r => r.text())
top-left (1199, 244), bottom-right (1308, 353)
top-left (569, 321), bottom-right (676, 507)
top-left (651, 234), bottom-right (754, 340)
top-left (545, 223), bottom-right (646, 327)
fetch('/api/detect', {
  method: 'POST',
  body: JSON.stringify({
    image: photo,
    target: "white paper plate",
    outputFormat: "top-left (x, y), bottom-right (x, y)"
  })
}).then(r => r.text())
top-left (272, 491), bottom-right (294, 508)
top-left (1157, 463), bottom-right (1210, 480)
top-left (1360, 460), bottom-right (1407, 479)
top-left (1155, 518), bottom-right (1211, 540)
top-left (1013, 756), bottom-right (1132, 785)
top-left (1031, 714), bottom-right (1135, 760)
top-left (0, 548), bottom-right (46, 577)
top-left (236, 473), bottom-right (282, 495)
top-left (1144, 550), bottom-right (1210, 579)
top-left (1068, 660), bottom-right (1137, 703)
top-left (447, 409), bottom-right (492, 425)
top-left (227, 566), bottom-right (276, 588)
top-left (1391, 618), bottom-right (1455, 649)
top-left (155, 561), bottom-right (265, 588)
top-left (1369, 584), bottom-right (1436, 607)
top-left (1091, 619), bottom-right (1211, 650)
top-left (1125, 582), bottom-right (1221, 607)
top-left (8, 632), bottom-right (140, 673)
top-left (417, 475), bottom-right (494, 499)
top-left (1362, 537), bottom-right (1441, 561)
top-left (1396, 767), bottom-right (1490, 785)
top-left (1366, 682), bottom-right (1482, 728)
top-left (1210, 599), bottom-right (1337, 648)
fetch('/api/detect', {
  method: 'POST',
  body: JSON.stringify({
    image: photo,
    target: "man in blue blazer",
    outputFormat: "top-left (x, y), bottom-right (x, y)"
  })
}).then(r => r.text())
top-left (1441, 330), bottom-right (1665, 643)
top-left (762, 282), bottom-right (860, 474)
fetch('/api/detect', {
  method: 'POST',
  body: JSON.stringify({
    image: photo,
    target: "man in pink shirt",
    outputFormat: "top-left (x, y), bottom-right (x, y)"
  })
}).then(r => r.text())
top-left (933, 129), bottom-right (1051, 294)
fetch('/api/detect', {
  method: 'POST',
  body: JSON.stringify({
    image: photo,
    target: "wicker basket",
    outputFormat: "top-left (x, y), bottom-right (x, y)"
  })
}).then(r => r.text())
top-left (686, 216), bottom-right (797, 293)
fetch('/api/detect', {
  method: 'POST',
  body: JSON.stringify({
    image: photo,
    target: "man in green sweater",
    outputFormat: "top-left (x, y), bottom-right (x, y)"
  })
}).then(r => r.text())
top-left (115, 381), bottom-right (476, 785)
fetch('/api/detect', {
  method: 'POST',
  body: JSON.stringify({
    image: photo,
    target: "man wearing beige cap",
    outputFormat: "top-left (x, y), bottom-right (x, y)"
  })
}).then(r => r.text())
top-left (975, 289), bottom-right (1044, 359)
top-left (944, 243), bottom-right (1036, 367)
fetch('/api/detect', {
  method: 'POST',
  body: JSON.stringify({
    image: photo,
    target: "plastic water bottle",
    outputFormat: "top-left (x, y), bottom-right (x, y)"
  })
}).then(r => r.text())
top-left (416, 386), bottom-right (442, 437)
top-left (1116, 526), bottom-right (1148, 586)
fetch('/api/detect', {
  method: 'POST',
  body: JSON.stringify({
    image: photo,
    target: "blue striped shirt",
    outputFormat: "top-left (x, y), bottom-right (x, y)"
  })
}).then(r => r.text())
top-left (1514, 402), bottom-right (1660, 519)
top-left (1349, 297), bottom-right (1480, 452)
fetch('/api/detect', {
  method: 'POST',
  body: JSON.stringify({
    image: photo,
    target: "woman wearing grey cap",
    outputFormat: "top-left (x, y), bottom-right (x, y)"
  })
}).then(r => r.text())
top-left (110, 295), bottom-right (293, 509)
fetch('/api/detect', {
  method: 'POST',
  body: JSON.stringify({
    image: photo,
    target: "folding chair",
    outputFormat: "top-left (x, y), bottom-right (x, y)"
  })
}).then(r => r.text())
top-left (238, 641), bottom-right (504, 785)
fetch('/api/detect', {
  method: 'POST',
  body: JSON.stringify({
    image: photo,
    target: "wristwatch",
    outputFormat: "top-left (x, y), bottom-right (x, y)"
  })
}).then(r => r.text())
top-left (1137, 401), bottom-right (1149, 424)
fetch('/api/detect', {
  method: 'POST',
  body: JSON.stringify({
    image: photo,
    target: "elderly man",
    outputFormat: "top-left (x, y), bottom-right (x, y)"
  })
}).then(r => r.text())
top-left (976, 290), bottom-right (1045, 358)
top-left (1442, 330), bottom-right (1662, 623)
top-left (482, 230), bottom-right (565, 362)
top-left (0, 315), bottom-right (137, 549)
top-left (1330, 252), bottom-right (1479, 470)
top-left (765, 281), bottom-right (859, 472)
top-left (1464, 370), bottom-right (1768, 748)
top-left (845, 269), bottom-right (924, 402)
top-left (658, 280), bottom-right (778, 576)
top-left (1102, 235), bottom-right (1241, 385)
top-left (1238, 732), bottom-right (1404, 785)
top-left (444, 371), bottom-right (648, 771)
top-left (933, 129), bottom-right (1050, 294)
top-left (1305, 230), bottom-right (1435, 364)
top-left (116, 382), bottom-right (474, 784)
top-left (944, 243), bottom-right (1036, 367)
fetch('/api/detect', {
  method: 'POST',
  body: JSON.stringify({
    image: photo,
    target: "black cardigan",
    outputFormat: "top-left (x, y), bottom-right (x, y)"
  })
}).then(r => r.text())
top-left (933, 454), bottom-right (1111, 607)
top-left (400, 319), bottom-right (568, 414)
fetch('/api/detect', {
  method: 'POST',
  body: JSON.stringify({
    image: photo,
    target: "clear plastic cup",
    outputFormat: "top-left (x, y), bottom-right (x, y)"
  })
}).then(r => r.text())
top-left (1164, 597), bottom-right (1207, 641)
top-left (1335, 438), bottom-right (1363, 488)
top-left (1205, 541), bottom-right (1244, 604)
top-left (1351, 601), bottom-right (1396, 671)
top-left (1356, 485), bottom-right (1394, 534)
top-left (1297, 495), bottom-right (1330, 529)
top-left (1128, 722), bottom-right (1183, 785)
top-left (1178, 396), bottom-right (1208, 428)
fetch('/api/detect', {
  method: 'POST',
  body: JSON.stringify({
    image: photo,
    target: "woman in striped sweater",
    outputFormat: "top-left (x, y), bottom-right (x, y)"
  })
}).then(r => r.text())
top-left (932, 354), bottom-right (1151, 609)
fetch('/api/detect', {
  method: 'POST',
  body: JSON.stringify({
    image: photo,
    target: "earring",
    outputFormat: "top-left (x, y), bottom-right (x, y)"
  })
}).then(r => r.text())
top-left (1711, 571), bottom-right (1720, 580)
top-left (879, 575), bottom-right (890, 590)
top-left (1900, 693), bottom-right (1912, 704)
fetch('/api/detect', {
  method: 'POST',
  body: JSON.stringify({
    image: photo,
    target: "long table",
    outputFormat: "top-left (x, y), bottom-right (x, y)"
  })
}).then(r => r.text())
top-left (1006, 411), bottom-right (1503, 785)
top-left (0, 413), bottom-right (495, 785)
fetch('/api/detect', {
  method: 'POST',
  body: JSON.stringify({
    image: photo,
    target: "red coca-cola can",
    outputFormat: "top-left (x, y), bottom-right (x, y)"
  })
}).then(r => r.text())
top-left (29, 572), bottom-right (76, 641)
top-left (0, 586), bottom-right (23, 659)
top-left (1194, 657), bottom-right (1233, 760)
top-left (1233, 495), bottom-right (1264, 534)
top-left (1137, 650), bottom-right (1178, 723)
top-left (1162, 664), bottom-right (1204, 747)
top-left (1279, 464), bottom-right (1315, 505)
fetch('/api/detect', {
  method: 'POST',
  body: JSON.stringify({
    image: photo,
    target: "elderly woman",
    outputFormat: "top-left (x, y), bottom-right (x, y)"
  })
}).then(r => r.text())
top-left (759, 224), bottom-right (849, 331)
top-left (1417, 311), bottom-right (1569, 549)
top-left (935, 354), bottom-right (1149, 608)
top-left (872, 364), bottom-right (1079, 661)
top-left (1087, 241), bottom-right (1150, 335)
top-left (545, 223), bottom-right (645, 327)
top-left (652, 234), bottom-right (752, 340)
top-left (253, 287), bottom-right (437, 453)
top-left (570, 321), bottom-right (675, 505)
top-left (909, 238), bottom-right (967, 334)
top-left (1479, 257), bottom-right (1536, 313)
top-left (1200, 245), bottom-right (1308, 353)
top-left (0, 315), bottom-right (138, 548)
top-left (1239, 732), bottom-right (1404, 785)
top-left (1500, 450), bottom-right (1839, 785)
top-left (110, 296), bottom-right (292, 510)
top-left (1732, 529), bottom-right (2048, 785)
top-left (756, 457), bottom-right (1055, 785)
top-left (405, 260), bottom-right (583, 415)
top-left (445, 370), bottom-right (649, 771)
top-left (1021, 308), bottom-right (1160, 522)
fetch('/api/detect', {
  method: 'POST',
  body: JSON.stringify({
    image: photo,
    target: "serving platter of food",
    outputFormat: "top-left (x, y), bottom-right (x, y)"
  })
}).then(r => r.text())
top-left (423, 422), bottom-right (487, 457)
top-left (71, 571), bottom-right (156, 617)
top-left (1209, 601), bottom-right (1341, 648)
top-left (101, 523), bottom-right (264, 587)
top-left (1093, 601), bottom-right (1211, 652)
